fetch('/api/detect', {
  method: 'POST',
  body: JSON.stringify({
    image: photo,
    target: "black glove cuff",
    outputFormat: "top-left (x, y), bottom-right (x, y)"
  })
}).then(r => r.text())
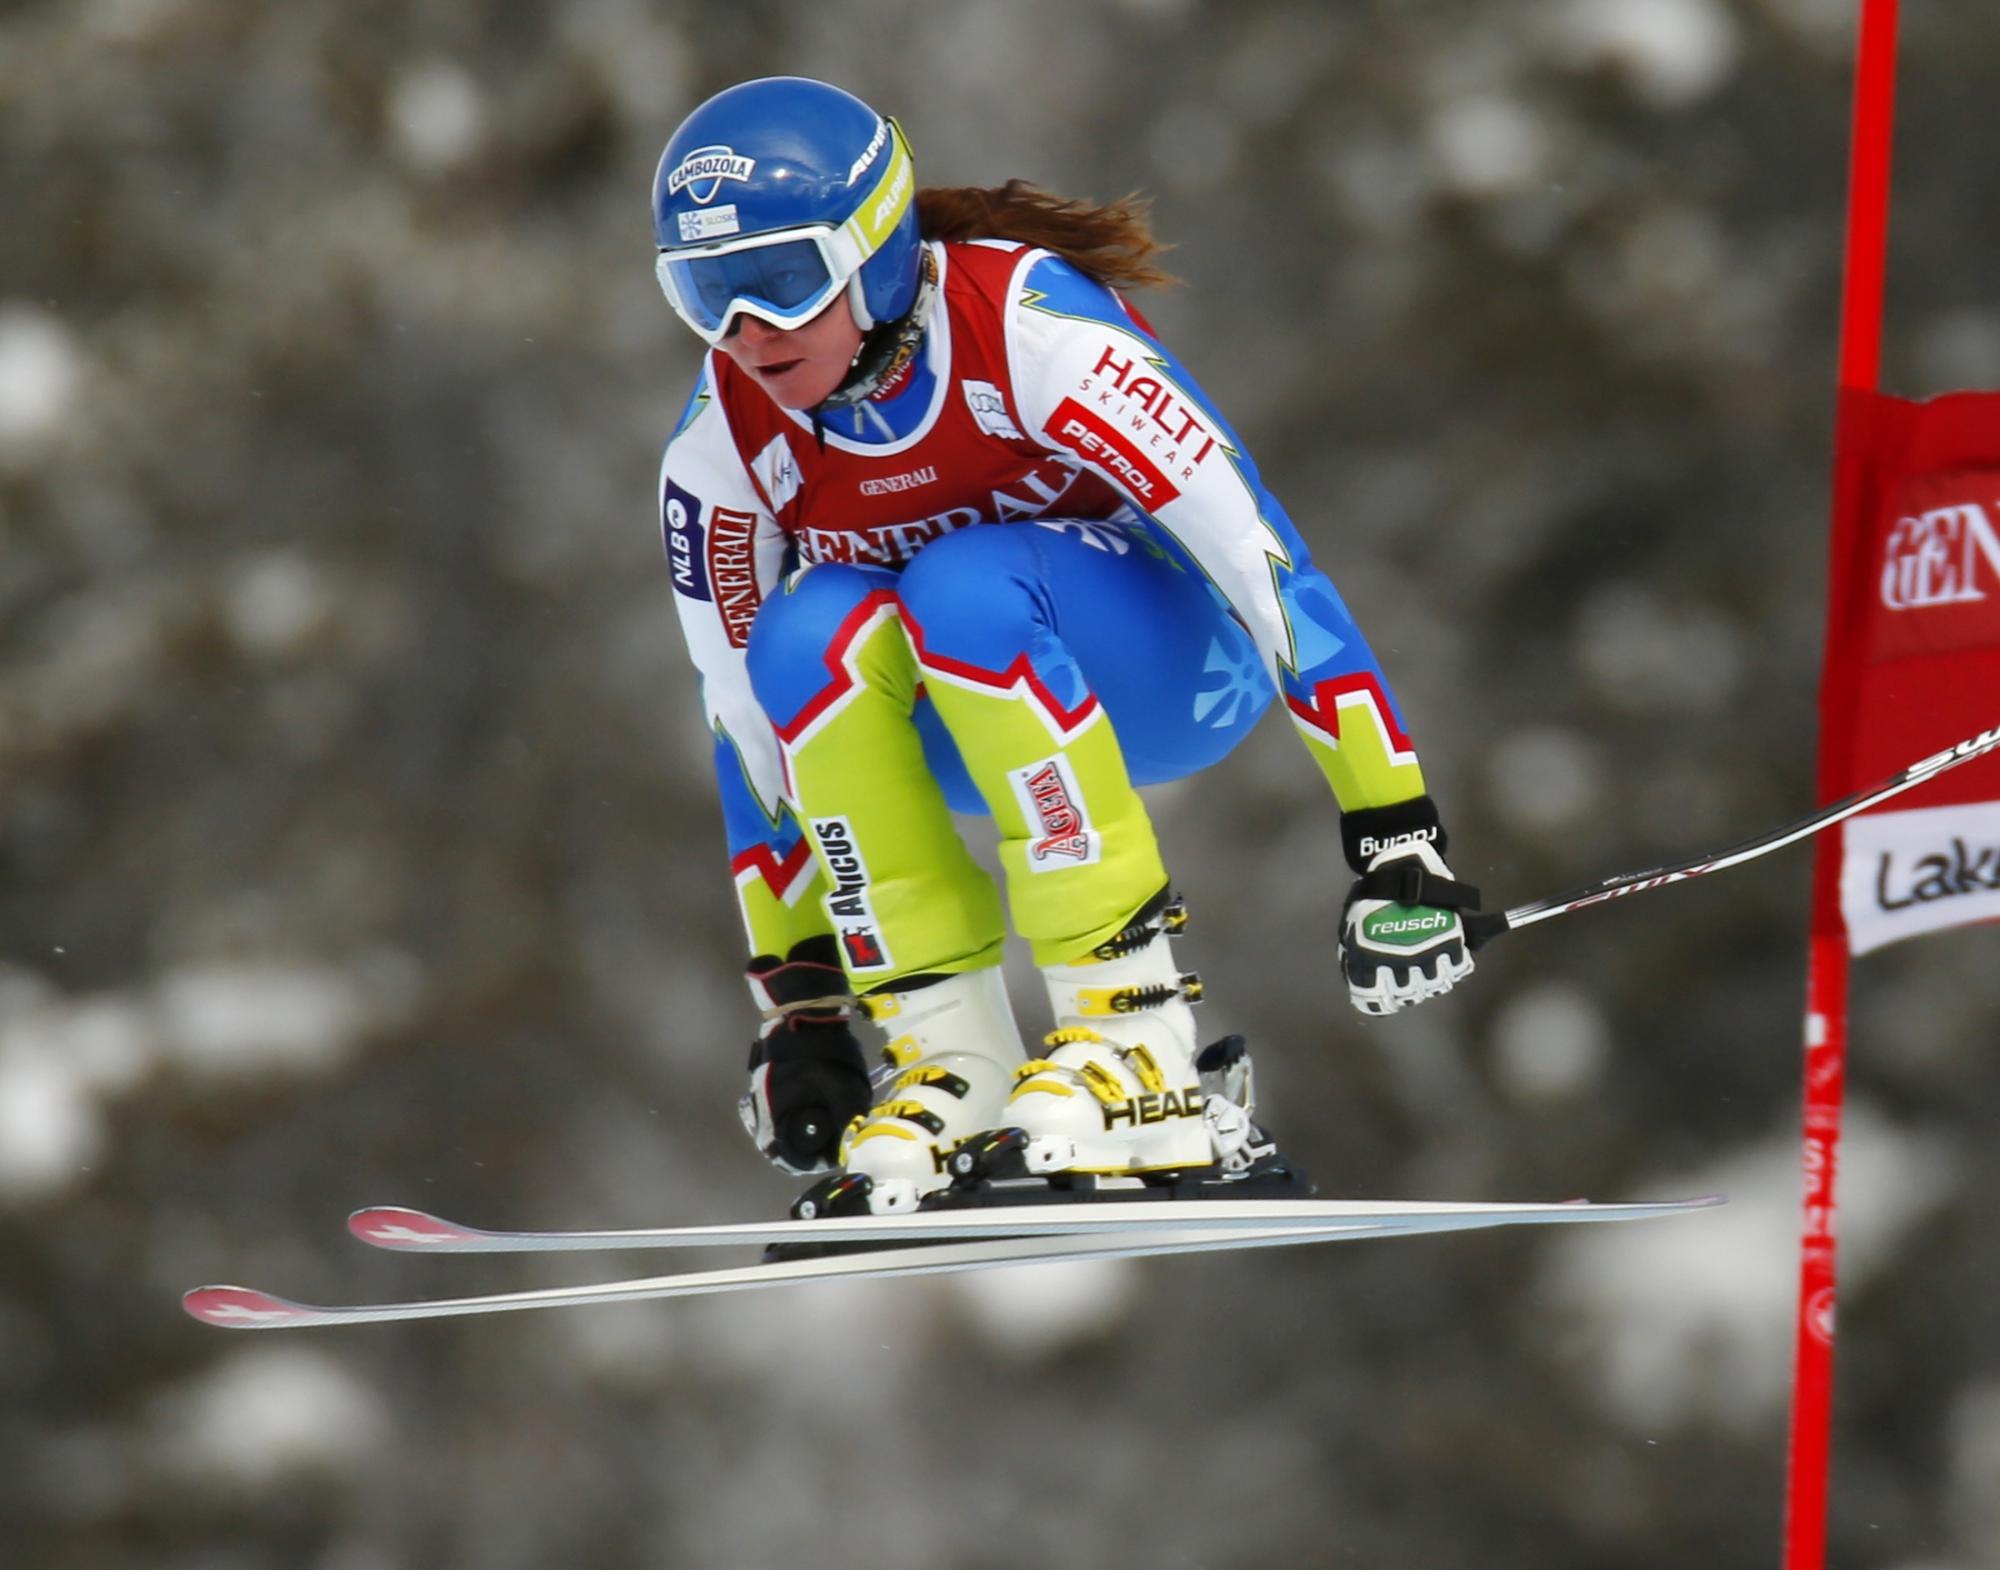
top-left (1340, 795), bottom-right (1447, 875)
top-left (750, 1023), bottom-right (870, 1075)
top-left (752, 936), bottom-right (844, 988)
top-left (747, 934), bottom-right (855, 1024)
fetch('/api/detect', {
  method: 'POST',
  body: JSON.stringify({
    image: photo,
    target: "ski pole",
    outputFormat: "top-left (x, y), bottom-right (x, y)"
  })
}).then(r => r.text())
top-left (1462, 719), bottom-right (2000, 948)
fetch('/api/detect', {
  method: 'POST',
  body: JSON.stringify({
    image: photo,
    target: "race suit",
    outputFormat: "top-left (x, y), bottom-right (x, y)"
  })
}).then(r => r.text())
top-left (659, 238), bottom-right (1430, 988)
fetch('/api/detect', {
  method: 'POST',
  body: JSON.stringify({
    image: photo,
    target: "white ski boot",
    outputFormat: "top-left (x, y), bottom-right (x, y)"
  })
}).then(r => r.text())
top-left (791, 966), bottom-right (1025, 1218)
top-left (940, 898), bottom-right (1245, 1183)
top-left (941, 899), bottom-right (1306, 1199)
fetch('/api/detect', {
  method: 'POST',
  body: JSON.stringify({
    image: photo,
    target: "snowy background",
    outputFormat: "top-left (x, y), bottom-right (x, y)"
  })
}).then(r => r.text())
top-left (6, 1), bottom-right (2000, 1566)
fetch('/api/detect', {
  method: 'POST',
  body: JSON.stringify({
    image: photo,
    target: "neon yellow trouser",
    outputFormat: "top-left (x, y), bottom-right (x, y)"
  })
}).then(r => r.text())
top-left (741, 560), bottom-right (1165, 989)
top-left (732, 522), bottom-right (1424, 989)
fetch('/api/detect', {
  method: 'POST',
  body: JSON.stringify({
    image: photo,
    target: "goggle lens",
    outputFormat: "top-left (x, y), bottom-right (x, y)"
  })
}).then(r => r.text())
top-left (660, 237), bottom-right (838, 335)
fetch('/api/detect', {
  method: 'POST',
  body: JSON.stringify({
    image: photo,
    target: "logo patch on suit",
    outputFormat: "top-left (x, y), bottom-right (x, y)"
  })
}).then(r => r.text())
top-left (754, 434), bottom-right (803, 511)
top-left (812, 816), bottom-right (894, 971)
top-left (707, 507), bottom-right (760, 647)
top-left (1010, 755), bottom-right (1100, 869)
top-left (963, 380), bottom-right (1025, 441)
top-left (662, 478), bottom-right (708, 600)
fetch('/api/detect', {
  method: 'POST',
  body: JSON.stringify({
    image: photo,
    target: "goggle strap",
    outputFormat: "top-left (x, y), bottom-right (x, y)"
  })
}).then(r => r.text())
top-left (840, 119), bottom-right (916, 264)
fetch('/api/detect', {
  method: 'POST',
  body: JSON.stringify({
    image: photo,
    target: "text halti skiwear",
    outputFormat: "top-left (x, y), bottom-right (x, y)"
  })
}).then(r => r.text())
top-left (660, 239), bottom-right (1427, 984)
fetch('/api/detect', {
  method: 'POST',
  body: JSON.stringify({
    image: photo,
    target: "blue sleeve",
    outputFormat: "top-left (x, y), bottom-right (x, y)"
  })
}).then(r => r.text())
top-left (1011, 254), bottom-right (1428, 809)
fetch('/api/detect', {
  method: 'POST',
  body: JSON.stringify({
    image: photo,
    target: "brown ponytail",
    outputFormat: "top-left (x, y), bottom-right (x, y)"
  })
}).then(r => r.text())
top-left (915, 180), bottom-right (1177, 292)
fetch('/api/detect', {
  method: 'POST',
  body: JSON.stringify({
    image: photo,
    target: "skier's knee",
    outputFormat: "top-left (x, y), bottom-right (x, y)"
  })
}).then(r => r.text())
top-left (896, 525), bottom-right (1046, 655)
top-left (746, 563), bottom-right (888, 721)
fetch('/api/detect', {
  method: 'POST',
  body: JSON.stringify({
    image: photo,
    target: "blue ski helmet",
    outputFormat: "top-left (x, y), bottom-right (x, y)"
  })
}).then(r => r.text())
top-left (653, 78), bottom-right (922, 345)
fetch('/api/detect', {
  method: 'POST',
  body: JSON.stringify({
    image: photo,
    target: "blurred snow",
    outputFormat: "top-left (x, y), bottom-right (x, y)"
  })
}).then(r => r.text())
top-left (1757, 0), bottom-right (1855, 54)
top-left (550, 1301), bottom-right (679, 1389)
top-left (9, 582), bottom-right (186, 754)
top-left (1483, 723), bottom-right (1608, 836)
top-left (160, 965), bottom-right (363, 1078)
top-left (1575, 581), bottom-right (1746, 714)
top-left (557, 6), bottom-right (690, 123)
top-left (0, 974), bottom-right (147, 1205)
top-left (1564, 204), bottom-right (1760, 362)
top-left (389, 62), bottom-right (485, 174)
top-left (1488, 979), bottom-right (1611, 1103)
top-left (1324, 135), bottom-right (1432, 235)
top-left (0, 1036), bottom-right (106, 1202)
top-left (0, 304), bottom-right (82, 460)
top-left (1619, 205), bottom-right (1730, 310)
top-left (150, 1347), bottom-right (392, 1491)
top-left (1549, 0), bottom-right (1741, 108)
top-left (1914, 308), bottom-right (2000, 393)
top-left (1428, 96), bottom-right (1551, 198)
top-left (157, 954), bottom-right (419, 1081)
top-left (947, 1256), bottom-right (1139, 1358)
top-left (1542, 1101), bottom-right (1959, 1431)
top-left (60, 997), bottom-right (156, 1095)
top-left (0, 953), bottom-right (419, 1201)
top-left (224, 551), bottom-right (338, 661)
top-left (0, 966), bottom-right (57, 1024)
top-left (682, 1274), bottom-right (928, 1404)
top-left (663, 1251), bottom-right (1134, 1398)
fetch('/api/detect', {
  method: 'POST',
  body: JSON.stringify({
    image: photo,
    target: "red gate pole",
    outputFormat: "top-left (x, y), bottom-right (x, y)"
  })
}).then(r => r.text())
top-left (1782, 3), bottom-right (1899, 1565)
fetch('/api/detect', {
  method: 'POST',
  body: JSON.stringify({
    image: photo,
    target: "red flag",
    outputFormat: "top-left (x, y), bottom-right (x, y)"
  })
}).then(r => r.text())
top-left (1820, 390), bottom-right (2000, 955)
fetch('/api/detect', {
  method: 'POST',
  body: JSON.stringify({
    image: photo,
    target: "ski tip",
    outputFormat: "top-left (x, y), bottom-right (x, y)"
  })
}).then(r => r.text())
top-left (183, 1285), bottom-right (321, 1329)
top-left (347, 1206), bottom-right (484, 1249)
top-left (1568, 1194), bottom-right (1726, 1212)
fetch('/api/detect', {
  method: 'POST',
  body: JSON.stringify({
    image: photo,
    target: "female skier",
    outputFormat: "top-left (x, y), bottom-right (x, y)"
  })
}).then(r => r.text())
top-left (652, 77), bottom-right (1480, 1217)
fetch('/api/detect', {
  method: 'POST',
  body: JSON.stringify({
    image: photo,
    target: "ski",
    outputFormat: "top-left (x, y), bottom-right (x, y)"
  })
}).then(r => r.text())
top-left (346, 1193), bottom-right (1721, 1254)
top-left (185, 1195), bottom-right (1721, 1329)
top-left (187, 1225), bottom-right (1386, 1329)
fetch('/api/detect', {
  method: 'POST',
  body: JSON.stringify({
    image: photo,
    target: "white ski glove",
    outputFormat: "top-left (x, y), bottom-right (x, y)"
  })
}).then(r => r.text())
top-left (738, 939), bottom-right (873, 1175)
top-left (1337, 798), bottom-right (1480, 1017)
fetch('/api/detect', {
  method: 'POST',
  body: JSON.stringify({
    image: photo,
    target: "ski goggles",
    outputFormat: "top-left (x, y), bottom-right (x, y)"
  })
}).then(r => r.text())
top-left (655, 119), bottom-right (915, 346)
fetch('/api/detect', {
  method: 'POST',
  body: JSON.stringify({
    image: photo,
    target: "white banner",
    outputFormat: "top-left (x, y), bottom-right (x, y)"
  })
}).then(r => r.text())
top-left (1841, 797), bottom-right (2000, 955)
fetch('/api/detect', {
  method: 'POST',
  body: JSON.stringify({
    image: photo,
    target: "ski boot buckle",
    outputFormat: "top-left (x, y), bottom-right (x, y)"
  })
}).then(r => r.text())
top-left (946, 1126), bottom-right (1032, 1188)
top-left (790, 1171), bottom-right (874, 1220)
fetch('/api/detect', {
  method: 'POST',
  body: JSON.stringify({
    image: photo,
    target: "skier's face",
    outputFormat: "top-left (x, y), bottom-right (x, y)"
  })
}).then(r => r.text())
top-left (719, 295), bottom-right (863, 409)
